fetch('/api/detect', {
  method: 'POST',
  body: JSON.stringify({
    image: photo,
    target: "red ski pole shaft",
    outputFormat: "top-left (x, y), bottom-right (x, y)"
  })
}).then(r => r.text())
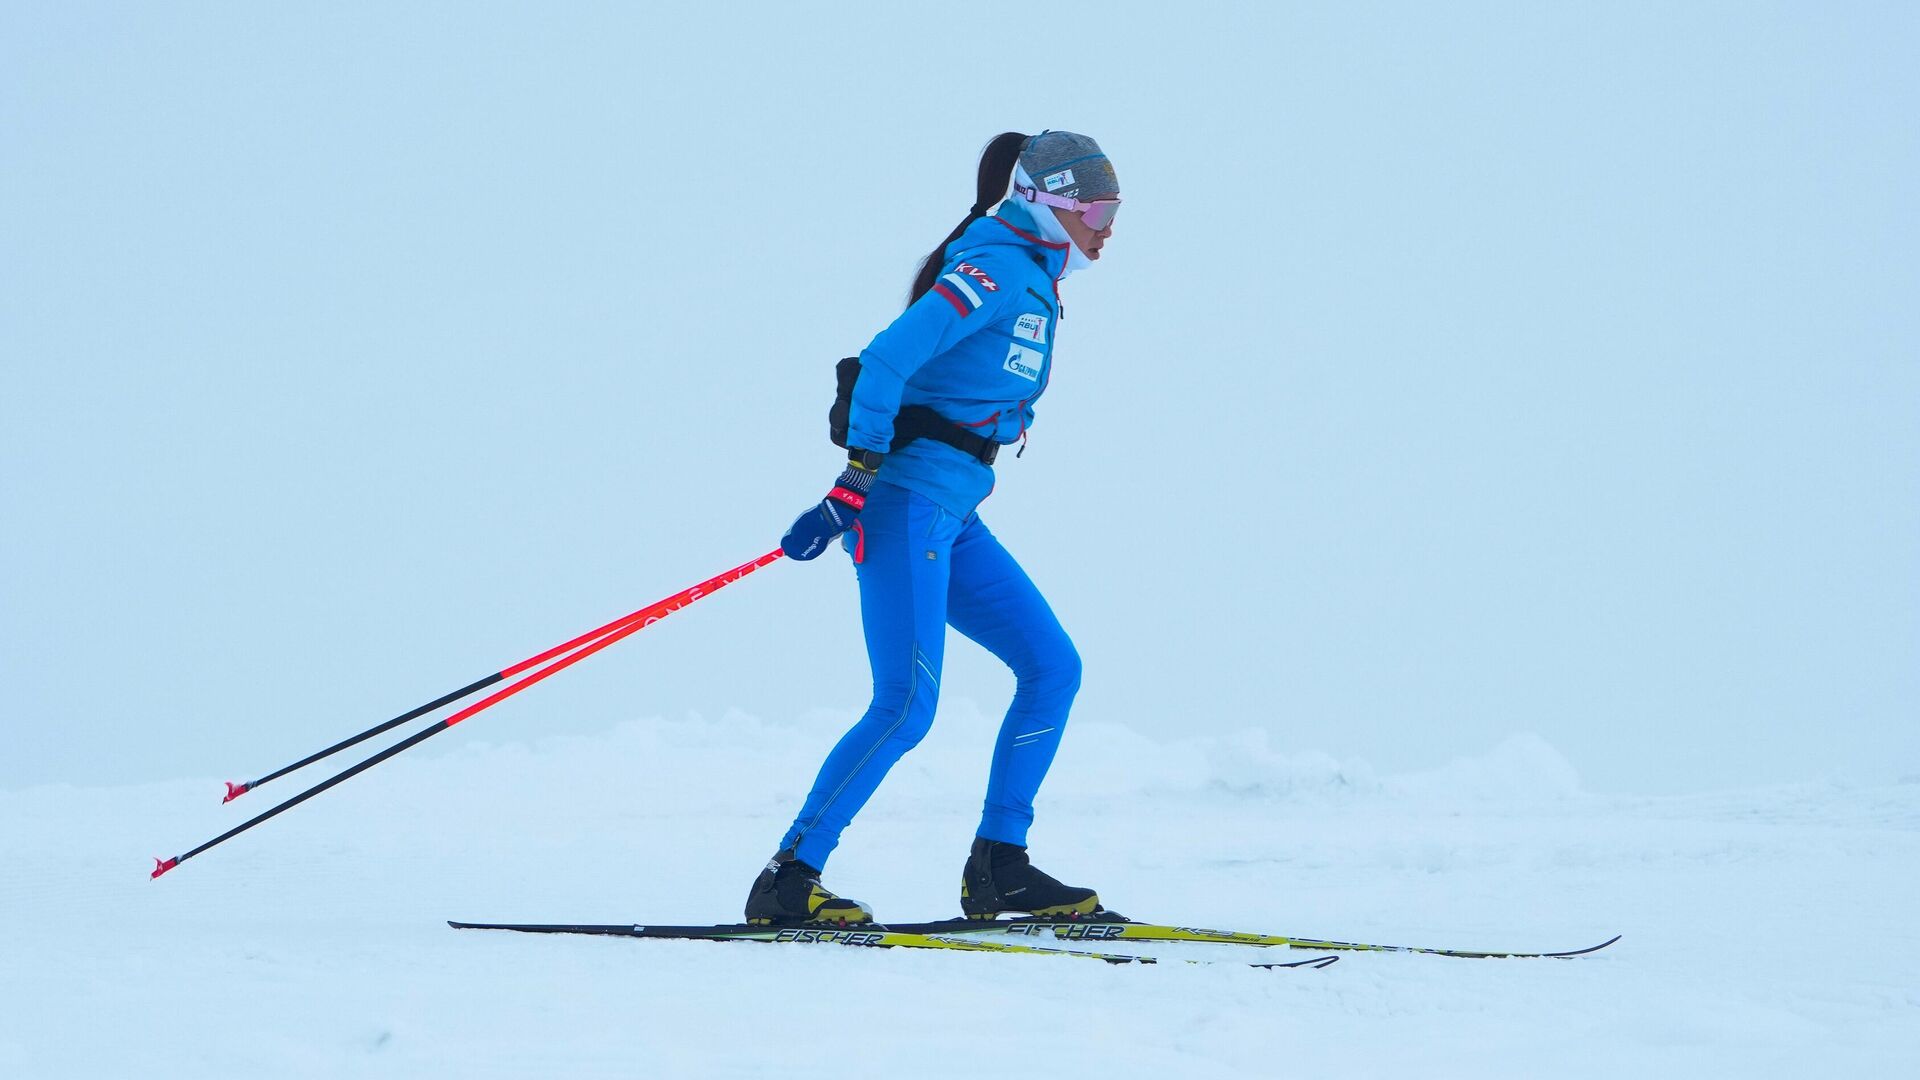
top-left (224, 563), bottom-right (748, 803)
top-left (154, 549), bottom-right (784, 879)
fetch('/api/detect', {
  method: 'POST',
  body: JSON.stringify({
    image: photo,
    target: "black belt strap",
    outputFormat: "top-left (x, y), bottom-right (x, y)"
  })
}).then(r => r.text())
top-left (892, 405), bottom-right (999, 465)
top-left (830, 357), bottom-right (999, 466)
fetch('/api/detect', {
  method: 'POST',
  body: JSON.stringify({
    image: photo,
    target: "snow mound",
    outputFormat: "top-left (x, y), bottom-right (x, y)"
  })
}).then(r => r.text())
top-left (432, 706), bottom-right (1581, 817)
top-left (1386, 732), bottom-right (1584, 803)
top-left (0, 711), bottom-right (1584, 833)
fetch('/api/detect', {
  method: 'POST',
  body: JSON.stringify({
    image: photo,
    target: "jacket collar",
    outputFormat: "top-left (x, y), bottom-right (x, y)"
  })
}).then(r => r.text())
top-left (948, 198), bottom-right (1072, 282)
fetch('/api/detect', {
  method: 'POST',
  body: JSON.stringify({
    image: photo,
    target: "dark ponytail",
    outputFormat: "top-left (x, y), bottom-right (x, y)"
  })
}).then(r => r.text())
top-left (906, 131), bottom-right (1029, 308)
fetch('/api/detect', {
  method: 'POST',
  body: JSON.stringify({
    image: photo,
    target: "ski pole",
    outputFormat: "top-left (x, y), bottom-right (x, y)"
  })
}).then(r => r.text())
top-left (152, 549), bottom-right (784, 880)
top-left (222, 560), bottom-right (761, 803)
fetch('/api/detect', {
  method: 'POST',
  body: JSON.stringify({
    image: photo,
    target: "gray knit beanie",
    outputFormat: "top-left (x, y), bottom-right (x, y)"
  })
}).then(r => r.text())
top-left (1018, 130), bottom-right (1119, 201)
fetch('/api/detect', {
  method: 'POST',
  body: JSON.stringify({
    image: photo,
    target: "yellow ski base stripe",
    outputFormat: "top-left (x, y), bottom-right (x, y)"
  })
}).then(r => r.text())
top-left (772, 930), bottom-right (1329, 968)
top-left (765, 927), bottom-right (1159, 963)
top-left (960, 921), bottom-right (1622, 959)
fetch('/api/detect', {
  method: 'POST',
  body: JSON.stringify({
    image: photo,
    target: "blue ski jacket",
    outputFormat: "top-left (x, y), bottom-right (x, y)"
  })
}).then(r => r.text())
top-left (846, 198), bottom-right (1071, 517)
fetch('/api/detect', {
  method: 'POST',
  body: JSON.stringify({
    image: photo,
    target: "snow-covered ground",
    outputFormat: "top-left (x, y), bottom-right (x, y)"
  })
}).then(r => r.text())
top-left (4, 708), bottom-right (1915, 1077)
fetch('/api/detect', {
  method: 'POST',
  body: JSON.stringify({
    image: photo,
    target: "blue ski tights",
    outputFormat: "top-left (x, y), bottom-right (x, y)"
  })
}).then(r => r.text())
top-left (781, 480), bottom-right (1081, 870)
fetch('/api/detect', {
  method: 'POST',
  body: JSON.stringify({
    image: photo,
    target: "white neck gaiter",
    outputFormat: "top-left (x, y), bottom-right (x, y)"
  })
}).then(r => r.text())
top-left (1012, 163), bottom-right (1091, 277)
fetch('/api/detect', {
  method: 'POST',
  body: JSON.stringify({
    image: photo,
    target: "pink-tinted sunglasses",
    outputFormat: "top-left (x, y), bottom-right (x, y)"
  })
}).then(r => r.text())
top-left (1016, 184), bottom-right (1122, 230)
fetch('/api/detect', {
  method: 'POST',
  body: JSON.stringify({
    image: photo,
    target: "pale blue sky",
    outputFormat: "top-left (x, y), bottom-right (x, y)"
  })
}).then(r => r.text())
top-left (4, 1), bottom-right (1915, 793)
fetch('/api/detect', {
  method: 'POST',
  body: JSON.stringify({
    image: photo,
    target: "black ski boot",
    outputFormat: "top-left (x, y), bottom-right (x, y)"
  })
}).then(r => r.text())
top-left (960, 837), bottom-right (1100, 920)
top-left (744, 847), bottom-right (873, 926)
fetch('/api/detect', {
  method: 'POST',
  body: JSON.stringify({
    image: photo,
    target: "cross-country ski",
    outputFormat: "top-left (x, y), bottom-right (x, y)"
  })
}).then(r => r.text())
top-left (449, 914), bottom-right (1619, 961)
top-left (447, 919), bottom-right (1344, 970)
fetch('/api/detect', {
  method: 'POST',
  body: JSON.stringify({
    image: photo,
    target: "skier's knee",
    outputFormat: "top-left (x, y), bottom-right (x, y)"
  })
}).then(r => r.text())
top-left (868, 676), bottom-right (941, 752)
top-left (879, 686), bottom-right (939, 753)
top-left (1019, 636), bottom-right (1081, 702)
top-left (867, 677), bottom-right (914, 720)
top-left (899, 702), bottom-right (939, 750)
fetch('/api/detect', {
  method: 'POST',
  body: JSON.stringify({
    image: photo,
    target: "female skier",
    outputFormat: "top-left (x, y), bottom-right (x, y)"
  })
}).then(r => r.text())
top-left (747, 131), bottom-right (1121, 926)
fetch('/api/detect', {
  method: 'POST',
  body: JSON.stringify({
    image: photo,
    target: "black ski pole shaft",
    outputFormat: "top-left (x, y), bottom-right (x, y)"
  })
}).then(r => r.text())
top-left (154, 549), bottom-right (783, 879)
top-left (222, 565), bottom-right (755, 803)
top-left (156, 716), bottom-right (451, 879)
top-left (222, 676), bottom-right (499, 803)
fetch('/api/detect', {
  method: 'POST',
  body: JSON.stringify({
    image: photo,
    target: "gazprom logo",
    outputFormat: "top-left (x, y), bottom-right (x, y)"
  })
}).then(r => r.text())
top-left (1004, 343), bottom-right (1042, 382)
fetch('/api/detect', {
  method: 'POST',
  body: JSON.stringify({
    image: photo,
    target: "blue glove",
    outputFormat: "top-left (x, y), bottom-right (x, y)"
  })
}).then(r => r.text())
top-left (782, 454), bottom-right (883, 561)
